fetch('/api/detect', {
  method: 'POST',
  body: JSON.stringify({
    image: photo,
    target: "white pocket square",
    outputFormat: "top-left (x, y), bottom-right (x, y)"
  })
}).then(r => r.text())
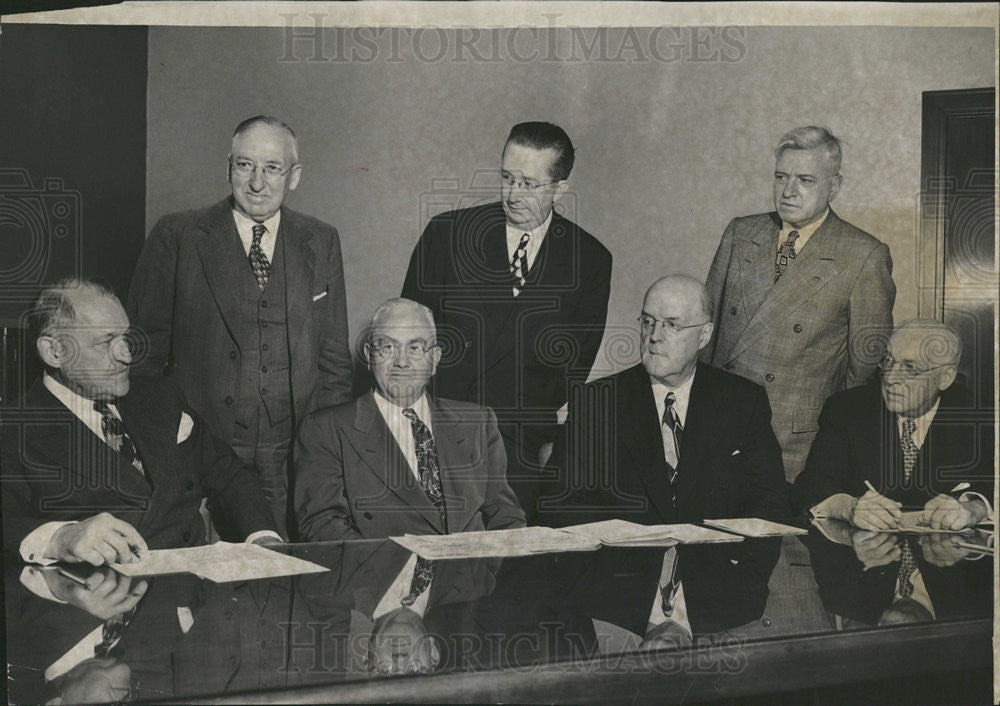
top-left (731, 449), bottom-right (741, 456)
top-left (177, 413), bottom-right (194, 443)
top-left (312, 290), bottom-right (328, 302)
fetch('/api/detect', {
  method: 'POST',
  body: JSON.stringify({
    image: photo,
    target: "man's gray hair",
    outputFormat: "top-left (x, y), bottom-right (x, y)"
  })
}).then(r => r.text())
top-left (231, 115), bottom-right (299, 163)
top-left (27, 277), bottom-right (119, 344)
top-left (369, 298), bottom-right (436, 340)
top-left (892, 318), bottom-right (963, 367)
top-left (774, 125), bottom-right (843, 174)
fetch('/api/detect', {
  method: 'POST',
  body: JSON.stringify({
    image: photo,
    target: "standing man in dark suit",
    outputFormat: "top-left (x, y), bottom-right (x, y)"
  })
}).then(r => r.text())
top-left (128, 115), bottom-right (352, 537)
top-left (792, 319), bottom-right (993, 530)
top-left (704, 126), bottom-right (896, 481)
top-left (401, 122), bottom-right (612, 521)
top-left (541, 275), bottom-right (788, 643)
top-left (294, 298), bottom-right (525, 542)
top-left (1, 279), bottom-right (280, 566)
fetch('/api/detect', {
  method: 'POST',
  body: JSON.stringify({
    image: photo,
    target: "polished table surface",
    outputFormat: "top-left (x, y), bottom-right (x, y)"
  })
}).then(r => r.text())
top-left (4, 521), bottom-right (993, 704)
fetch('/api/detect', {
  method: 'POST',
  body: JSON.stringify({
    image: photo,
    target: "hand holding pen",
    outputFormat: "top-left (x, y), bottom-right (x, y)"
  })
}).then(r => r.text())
top-left (47, 513), bottom-right (148, 567)
top-left (848, 480), bottom-right (903, 531)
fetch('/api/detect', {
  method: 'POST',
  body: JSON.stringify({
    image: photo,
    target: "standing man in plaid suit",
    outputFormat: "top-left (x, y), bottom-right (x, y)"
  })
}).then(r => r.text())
top-left (703, 126), bottom-right (896, 481)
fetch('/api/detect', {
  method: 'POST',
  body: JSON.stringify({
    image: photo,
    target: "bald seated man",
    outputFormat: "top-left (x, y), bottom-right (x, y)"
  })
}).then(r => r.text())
top-left (294, 298), bottom-right (526, 542)
top-left (792, 319), bottom-right (994, 531)
top-left (539, 275), bottom-right (788, 639)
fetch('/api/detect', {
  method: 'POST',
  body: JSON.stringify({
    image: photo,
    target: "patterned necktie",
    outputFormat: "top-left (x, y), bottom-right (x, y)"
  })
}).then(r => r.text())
top-left (661, 392), bottom-right (682, 489)
top-left (896, 538), bottom-right (917, 599)
top-left (901, 417), bottom-right (918, 482)
top-left (509, 232), bottom-right (530, 297)
top-left (659, 547), bottom-right (681, 618)
top-left (95, 605), bottom-right (139, 657)
top-left (248, 223), bottom-right (271, 291)
top-left (94, 400), bottom-right (145, 478)
top-left (400, 407), bottom-right (446, 607)
top-left (774, 229), bottom-right (800, 282)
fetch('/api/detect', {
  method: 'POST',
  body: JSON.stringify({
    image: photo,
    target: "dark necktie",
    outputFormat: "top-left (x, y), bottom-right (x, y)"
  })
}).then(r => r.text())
top-left (248, 223), bottom-right (271, 291)
top-left (896, 538), bottom-right (917, 599)
top-left (94, 400), bottom-right (145, 478)
top-left (661, 392), bottom-right (682, 490)
top-left (774, 229), bottom-right (800, 282)
top-left (95, 605), bottom-right (139, 657)
top-left (400, 407), bottom-right (447, 605)
top-left (510, 232), bottom-right (530, 297)
top-left (660, 548), bottom-right (681, 618)
top-left (900, 417), bottom-right (918, 482)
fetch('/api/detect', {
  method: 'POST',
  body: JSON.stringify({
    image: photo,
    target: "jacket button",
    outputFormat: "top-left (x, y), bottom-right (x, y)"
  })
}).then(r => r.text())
top-left (793, 324), bottom-right (803, 333)
top-left (261, 366), bottom-right (268, 373)
top-left (464, 341), bottom-right (471, 348)
top-left (724, 363), bottom-right (733, 370)
top-left (261, 388), bottom-right (267, 395)
top-left (363, 512), bottom-right (373, 520)
top-left (762, 618), bottom-right (772, 628)
top-left (229, 351), bottom-right (237, 360)
top-left (225, 396), bottom-right (233, 405)
top-left (262, 343), bottom-right (269, 351)
top-left (765, 373), bottom-right (775, 382)
top-left (260, 300), bottom-right (268, 308)
top-left (730, 306), bottom-right (737, 315)
top-left (261, 322), bottom-right (268, 328)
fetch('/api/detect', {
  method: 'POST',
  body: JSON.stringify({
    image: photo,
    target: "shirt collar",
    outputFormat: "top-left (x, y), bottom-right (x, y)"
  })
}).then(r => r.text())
top-left (373, 389), bottom-right (433, 427)
top-left (43, 372), bottom-right (104, 417)
top-left (232, 208), bottom-right (281, 238)
top-left (897, 398), bottom-right (941, 448)
top-left (780, 207), bottom-right (828, 244)
top-left (649, 369), bottom-right (696, 425)
top-left (505, 209), bottom-right (553, 244)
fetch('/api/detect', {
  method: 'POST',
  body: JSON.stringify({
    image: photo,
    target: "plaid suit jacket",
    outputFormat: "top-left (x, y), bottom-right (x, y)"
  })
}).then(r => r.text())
top-left (703, 209), bottom-right (896, 480)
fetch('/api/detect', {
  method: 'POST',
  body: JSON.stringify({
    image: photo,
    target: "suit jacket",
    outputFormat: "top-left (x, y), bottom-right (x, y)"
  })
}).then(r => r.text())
top-left (1, 376), bottom-right (277, 555)
top-left (293, 392), bottom-right (526, 542)
top-left (401, 201), bottom-right (612, 450)
top-left (539, 362), bottom-right (789, 633)
top-left (803, 528), bottom-right (992, 625)
top-left (791, 382), bottom-right (994, 514)
top-left (703, 209), bottom-right (896, 480)
top-left (127, 197), bottom-right (352, 443)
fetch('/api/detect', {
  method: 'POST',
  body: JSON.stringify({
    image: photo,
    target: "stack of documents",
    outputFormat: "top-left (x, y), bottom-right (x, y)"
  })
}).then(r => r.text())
top-left (702, 518), bottom-right (807, 537)
top-left (392, 526), bottom-right (601, 559)
top-left (560, 519), bottom-right (742, 547)
top-left (113, 542), bottom-right (328, 582)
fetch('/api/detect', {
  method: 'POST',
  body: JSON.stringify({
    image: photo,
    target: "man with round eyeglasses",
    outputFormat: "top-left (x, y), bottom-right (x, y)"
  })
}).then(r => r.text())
top-left (294, 297), bottom-right (525, 543)
top-left (127, 115), bottom-right (352, 539)
top-left (793, 318), bottom-right (993, 532)
top-left (402, 122), bottom-right (612, 524)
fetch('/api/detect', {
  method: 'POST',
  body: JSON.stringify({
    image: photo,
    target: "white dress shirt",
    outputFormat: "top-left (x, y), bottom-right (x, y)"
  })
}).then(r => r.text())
top-left (505, 210), bottom-right (553, 273)
top-left (779, 207), bottom-right (828, 255)
top-left (374, 391), bottom-right (433, 482)
top-left (645, 369), bottom-right (698, 639)
top-left (232, 209), bottom-right (281, 261)
top-left (372, 553), bottom-right (432, 620)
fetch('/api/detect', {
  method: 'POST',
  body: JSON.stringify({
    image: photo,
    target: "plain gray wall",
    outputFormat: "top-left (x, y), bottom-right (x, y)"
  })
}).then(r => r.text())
top-left (146, 25), bottom-right (995, 377)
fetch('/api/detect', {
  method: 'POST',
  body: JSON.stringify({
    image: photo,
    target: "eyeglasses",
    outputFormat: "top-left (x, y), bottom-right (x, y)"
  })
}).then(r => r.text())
top-left (230, 158), bottom-right (297, 182)
top-left (368, 337), bottom-right (438, 361)
top-left (637, 314), bottom-right (709, 335)
top-left (499, 170), bottom-right (559, 192)
top-left (877, 356), bottom-right (949, 379)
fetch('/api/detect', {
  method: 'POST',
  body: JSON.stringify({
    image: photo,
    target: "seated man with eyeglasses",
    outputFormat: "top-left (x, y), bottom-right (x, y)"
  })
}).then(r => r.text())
top-left (792, 319), bottom-right (993, 531)
top-left (294, 298), bottom-right (526, 542)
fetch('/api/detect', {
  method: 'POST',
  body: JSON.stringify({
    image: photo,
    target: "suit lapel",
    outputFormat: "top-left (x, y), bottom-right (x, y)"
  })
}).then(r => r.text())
top-left (675, 364), bottom-right (721, 513)
top-left (737, 213), bottom-right (780, 324)
top-left (466, 203), bottom-right (512, 333)
top-left (117, 389), bottom-right (175, 497)
top-left (618, 366), bottom-right (675, 522)
top-left (728, 211), bottom-right (843, 363)
top-left (194, 199), bottom-right (244, 342)
top-left (429, 398), bottom-right (474, 533)
top-left (345, 393), bottom-right (443, 533)
top-left (279, 209), bottom-right (317, 366)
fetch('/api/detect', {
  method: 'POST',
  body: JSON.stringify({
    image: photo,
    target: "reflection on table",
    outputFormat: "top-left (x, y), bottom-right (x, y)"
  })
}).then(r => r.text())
top-left (4, 522), bottom-right (993, 704)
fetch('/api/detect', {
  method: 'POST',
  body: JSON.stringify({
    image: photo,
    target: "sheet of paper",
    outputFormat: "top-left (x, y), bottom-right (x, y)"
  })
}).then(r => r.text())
top-left (703, 518), bottom-right (808, 537)
top-left (391, 527), bottom-right (600, 560)
top-left (885, 510), bottom-right (976, 535)
top-left (113, 542), bottom-right (328, 582)
top-left (560, 520), bottom-right (742, 546)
